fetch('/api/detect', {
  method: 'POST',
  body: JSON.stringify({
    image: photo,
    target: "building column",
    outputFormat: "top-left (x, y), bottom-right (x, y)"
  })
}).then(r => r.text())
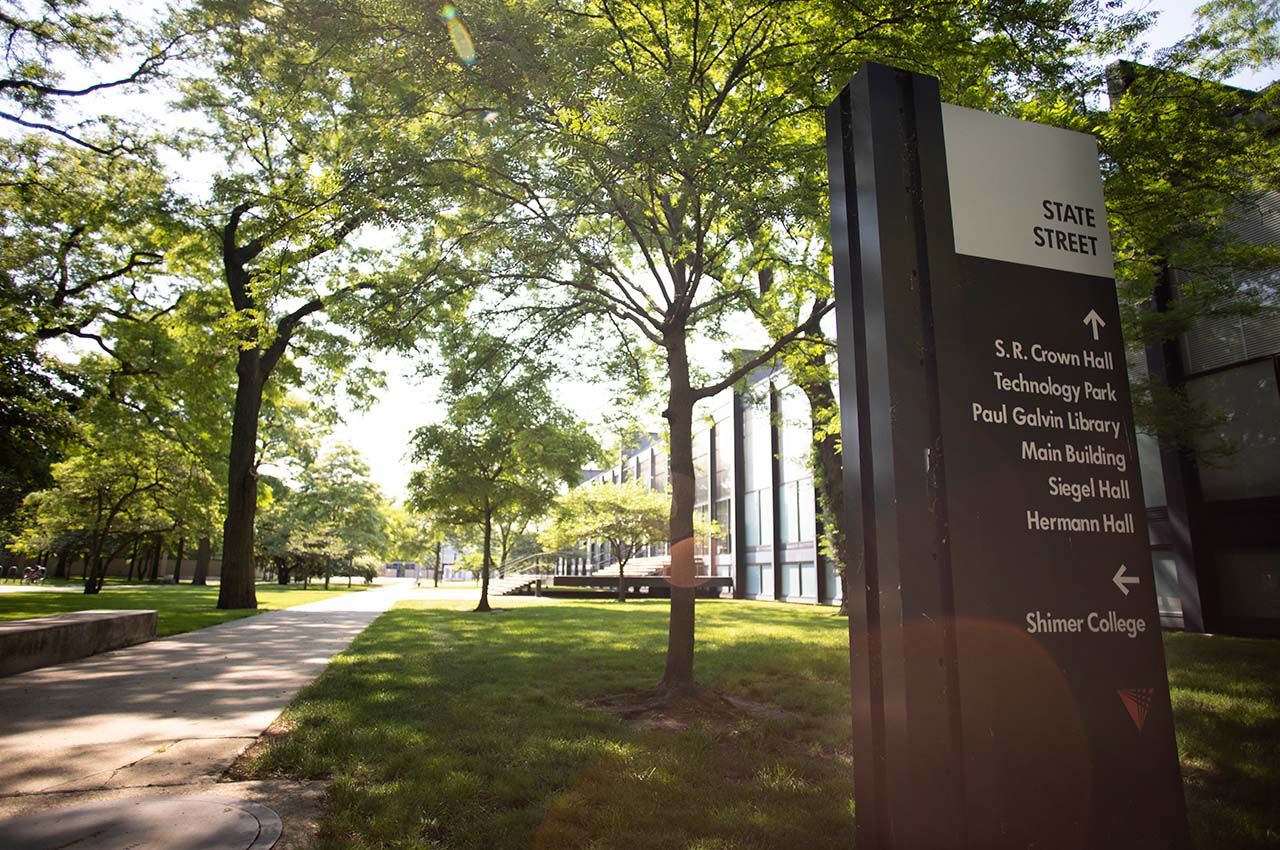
top-left (769, 384), bottom-right (784, 600)
top-left (1145, 272), bottom-right (1216, 632)
top-left (733, 391), bottom-right (748, 598)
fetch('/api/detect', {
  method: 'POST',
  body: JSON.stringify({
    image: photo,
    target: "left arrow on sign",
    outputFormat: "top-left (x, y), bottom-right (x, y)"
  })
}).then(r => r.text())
top-left (1112, 564), bottom-right (1140, 596)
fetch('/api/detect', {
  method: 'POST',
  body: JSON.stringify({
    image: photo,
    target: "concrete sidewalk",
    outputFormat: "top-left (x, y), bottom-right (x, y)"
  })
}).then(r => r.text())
top-left (0, 583), bottom-right (410, 797)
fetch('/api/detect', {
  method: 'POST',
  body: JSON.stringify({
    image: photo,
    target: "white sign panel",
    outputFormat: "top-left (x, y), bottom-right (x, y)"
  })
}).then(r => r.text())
top-left (942, 104), bottom-right (1115, 279)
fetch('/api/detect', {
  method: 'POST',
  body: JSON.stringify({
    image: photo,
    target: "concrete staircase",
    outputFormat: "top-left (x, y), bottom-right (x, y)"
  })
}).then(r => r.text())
top-left (486, 573), bottom-right (552, 596)
top-left (590, 555), bottom-right (708, 577)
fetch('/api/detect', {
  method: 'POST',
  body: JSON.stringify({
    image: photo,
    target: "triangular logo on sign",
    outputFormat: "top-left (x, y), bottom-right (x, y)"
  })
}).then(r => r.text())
top-left (1118, 688), bottom-right (1153, 732)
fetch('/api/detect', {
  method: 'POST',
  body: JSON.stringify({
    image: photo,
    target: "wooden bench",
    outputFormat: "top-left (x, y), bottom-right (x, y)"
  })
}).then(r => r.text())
top-left (0, 610), bottom-right (157, 677)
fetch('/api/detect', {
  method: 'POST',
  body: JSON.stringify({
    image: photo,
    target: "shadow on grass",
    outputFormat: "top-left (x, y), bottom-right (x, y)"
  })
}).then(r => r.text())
top-left (243, 600), bottom-right (1279, 850)
top-left (243, 599), bottom-right (855, 850)
top-left (1164, 632), bottom-right (1280, 850)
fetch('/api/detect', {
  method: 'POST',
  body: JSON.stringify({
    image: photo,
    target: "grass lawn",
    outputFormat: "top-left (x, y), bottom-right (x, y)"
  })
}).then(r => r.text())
top-left (238, 598), bottom-right (1280, 850)
top-left (0, 582), bottom-right (370, 637)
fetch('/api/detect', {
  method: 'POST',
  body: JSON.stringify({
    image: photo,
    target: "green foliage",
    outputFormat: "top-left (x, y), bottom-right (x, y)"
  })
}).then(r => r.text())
top-left (256, 444), bottom-right (390, 580)
top-left (408, 325), bottom-right (598, 606)
top-left (542, 480), bottom-right (670, 567)
top-left (384, 505), bottom-right (446, 564)
top-left (408, 327), bottom-right (599, 534)
top-left (0, 137), bottom-right (182, 349)
top-left (14, 421), bottom-right (218, 590)
top-left (0, 340), bottom-right (76, 540)
top-left (0, 0), bottom-right (182, 153)
top-left (1019, 2), bottom-right (1280, 448)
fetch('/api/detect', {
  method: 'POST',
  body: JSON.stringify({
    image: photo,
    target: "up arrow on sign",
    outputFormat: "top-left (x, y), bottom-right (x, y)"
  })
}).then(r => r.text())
top-left (1084, 309), bottom-right (1106, 340)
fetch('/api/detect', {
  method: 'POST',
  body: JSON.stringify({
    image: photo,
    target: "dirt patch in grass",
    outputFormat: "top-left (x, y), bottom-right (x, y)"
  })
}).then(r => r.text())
top-left (224, 716), bottom-right (298, 781)
top-left (587, 686), bottom-right (800, 732)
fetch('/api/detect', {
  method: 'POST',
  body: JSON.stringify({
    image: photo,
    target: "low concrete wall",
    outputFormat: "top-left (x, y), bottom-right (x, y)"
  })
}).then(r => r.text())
top-left (0, 610), bottom-right (157, 677)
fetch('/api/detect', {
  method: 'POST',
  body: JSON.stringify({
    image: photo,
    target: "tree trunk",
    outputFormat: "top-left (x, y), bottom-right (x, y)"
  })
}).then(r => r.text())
top-left (220, 351), bottom-right (266, 610)
top-left (172, 536), bottom-right (185, 584)
top-left (617, 552), bottom-right (627, 602)
top-left (84, 529), bottom-right (112, 595)
top-left (85, 555), bottom-right (106, 594)
top-left (277, 559), bottom-right (290, 585)
top-left (148, 535), bottom-right (162, 582)
top-left (53, 550), bottom-right (69, 580)
top-left (434, 541), bottom-right (441, 587)
top-left (126, 539), bottom-right (140, 582)
top-left (661, 331), bottom-right (698, 693)
top-left (84, 555), bottom-right (105, 594)
top-left (476, 502), bottom-right (493, 612)
top-left (324, 561), bottom-right (331, 590)
top-left (192, 536), bottom-right (211, 586)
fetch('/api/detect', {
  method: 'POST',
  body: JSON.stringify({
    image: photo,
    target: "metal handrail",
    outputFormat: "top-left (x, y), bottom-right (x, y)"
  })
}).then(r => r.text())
top-left (493, 550), bottom-right (614, 578)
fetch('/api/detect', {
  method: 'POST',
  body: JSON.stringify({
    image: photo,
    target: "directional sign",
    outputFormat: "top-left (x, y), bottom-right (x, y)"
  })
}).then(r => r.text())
top-left (827, 64), bottom-right (1189, 850)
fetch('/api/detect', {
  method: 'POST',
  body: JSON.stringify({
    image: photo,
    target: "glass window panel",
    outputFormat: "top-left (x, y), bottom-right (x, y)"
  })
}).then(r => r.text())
top-left (782, 562), bottom-right (801, 597)
top-left (694, 504), bottom-right (711, 557)
top-left (760, 563), bottom-right (774, 598)
top-left (743, 491), bottom-right (759, 548)
top-left (801, 561), bottom-right (818, 599)
top-left (714, 420), bottom-right (733, 498)
top-left (1152, 552), bottom-right (1182, 616)
top-left (1187, 361), bottom-right (1280, 501)
top-left (778, 385), bottom-right (811, 483)
top-left (714, 497), bottom-right (732, 554)
top-left (759, 487), bottom-right (773, 546)
top-left (797, 478), bottom-right (815, 542)
top-left (1137, 431), bottom-right (1166, 507)
top-left (1217, 547), bottom-right (1280, 620)
top-left (746, 564), bottom-right (761, 595)
top-left (745, 403), bottom-right (773, 492)
top-left (694, 429), bottom-right (711, 505)
top-left (778, 482), bottom-right (799, 544)
top-left (823, 558), bottom-right (840, 604)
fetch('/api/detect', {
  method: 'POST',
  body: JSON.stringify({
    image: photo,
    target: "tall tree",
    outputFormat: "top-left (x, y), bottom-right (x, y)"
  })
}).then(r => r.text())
top-left (430, 0), bottom-right (1138, 692)
top-left (178, 0), bottom-right (468, 608)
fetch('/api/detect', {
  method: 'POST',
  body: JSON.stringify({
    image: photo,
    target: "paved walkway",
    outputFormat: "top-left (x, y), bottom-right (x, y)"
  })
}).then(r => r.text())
top-left (0, 583), bottom-right (411, 797)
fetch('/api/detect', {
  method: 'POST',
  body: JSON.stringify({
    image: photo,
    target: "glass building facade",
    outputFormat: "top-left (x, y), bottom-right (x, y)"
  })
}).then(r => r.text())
top-left (585, 368), bottom-right (839, 606)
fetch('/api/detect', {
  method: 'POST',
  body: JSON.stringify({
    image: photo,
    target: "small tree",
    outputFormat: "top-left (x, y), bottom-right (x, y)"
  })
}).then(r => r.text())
top-left (409, 328), bottom-right (598, 612)
top-left (542, 481), bottom-right (669, 602)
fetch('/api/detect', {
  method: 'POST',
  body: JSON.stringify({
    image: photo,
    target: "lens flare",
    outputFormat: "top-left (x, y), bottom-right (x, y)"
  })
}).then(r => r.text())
top-left (440, 4), bottom-right (477, 66)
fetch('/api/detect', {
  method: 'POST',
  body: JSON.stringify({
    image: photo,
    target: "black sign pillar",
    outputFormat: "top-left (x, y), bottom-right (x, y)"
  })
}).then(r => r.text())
top-left (828, 63), bottom-right (1190, 850)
